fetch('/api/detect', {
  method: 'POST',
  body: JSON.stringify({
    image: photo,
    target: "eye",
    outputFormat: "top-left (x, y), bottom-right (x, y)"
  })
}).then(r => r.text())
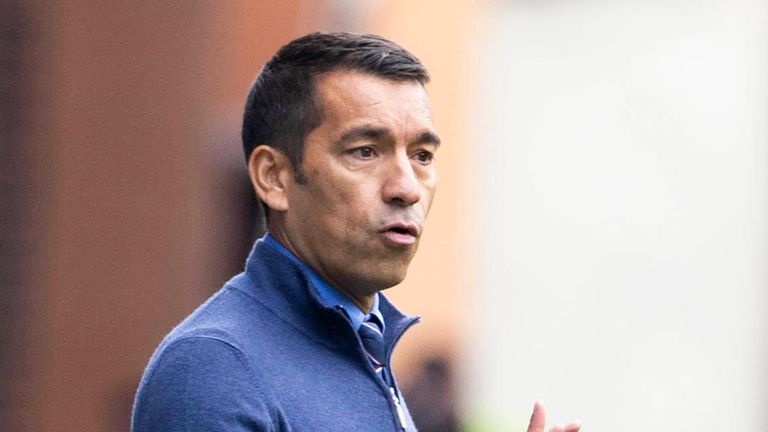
top-left (350, 146), bottom-right (376, 159)
top-left (413, 150), bottom-right (434, 164)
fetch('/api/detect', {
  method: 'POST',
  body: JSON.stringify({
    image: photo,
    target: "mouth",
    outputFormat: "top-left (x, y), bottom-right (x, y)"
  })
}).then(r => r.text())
top-left (379, 223), bottom-right (420, 246)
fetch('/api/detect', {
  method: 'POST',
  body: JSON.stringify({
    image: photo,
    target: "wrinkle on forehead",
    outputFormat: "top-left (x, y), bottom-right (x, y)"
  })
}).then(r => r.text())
top-left (315, 70), bottom-right (435, 134)
top-left (316, 71), bottom-right (432, 120)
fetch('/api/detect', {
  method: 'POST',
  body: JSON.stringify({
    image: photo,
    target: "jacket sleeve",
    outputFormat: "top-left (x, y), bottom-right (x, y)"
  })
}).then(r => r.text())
top-left (131, 336), bottom-right (276, 432)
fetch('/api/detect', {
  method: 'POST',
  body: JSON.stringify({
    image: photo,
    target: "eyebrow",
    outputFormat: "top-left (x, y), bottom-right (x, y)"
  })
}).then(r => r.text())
top-left (335, 125), bottom-right (441, 148)
top-left (415, 131), bottom-right (441, 147)
top-left (336, 126), bottom-right (393, 147)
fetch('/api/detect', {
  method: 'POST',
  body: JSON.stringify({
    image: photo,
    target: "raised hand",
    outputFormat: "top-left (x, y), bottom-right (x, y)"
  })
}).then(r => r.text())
top-left (526, 400), bottom-right (581, 432)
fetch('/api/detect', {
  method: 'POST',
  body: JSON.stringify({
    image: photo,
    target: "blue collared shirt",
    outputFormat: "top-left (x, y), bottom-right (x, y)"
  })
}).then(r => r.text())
top-left (262, 234), bottom-right (385, 332)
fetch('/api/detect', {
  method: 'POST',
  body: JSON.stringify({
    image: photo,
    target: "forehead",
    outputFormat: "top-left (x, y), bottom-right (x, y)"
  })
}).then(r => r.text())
top-left (313, 70), bottom-right (434, 130)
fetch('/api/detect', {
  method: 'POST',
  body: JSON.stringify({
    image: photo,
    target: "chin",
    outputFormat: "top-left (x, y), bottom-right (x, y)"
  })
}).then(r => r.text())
top-left (368, 268), bottom-right (409, 292)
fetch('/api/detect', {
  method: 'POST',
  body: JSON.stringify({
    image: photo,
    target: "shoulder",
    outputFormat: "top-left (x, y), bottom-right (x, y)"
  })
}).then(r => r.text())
top-left (132, 336), bottom-right (277, 432)
top-left (132, 275), bottom-right (285, 432)
top-left (164, 275), bottom-right (275, 347)
top-left (139, 336), bottom-right (255, 392)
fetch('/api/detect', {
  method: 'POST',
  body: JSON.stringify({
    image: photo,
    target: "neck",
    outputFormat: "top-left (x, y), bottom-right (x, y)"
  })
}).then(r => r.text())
top-left (340, 288), bottom-right (374, 314)
top-left (267, 227), bottom-right (375, 313)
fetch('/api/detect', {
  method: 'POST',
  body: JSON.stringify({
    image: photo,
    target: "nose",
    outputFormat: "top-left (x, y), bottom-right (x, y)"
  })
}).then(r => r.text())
top-left (382, 153), bottom-right (421, 207)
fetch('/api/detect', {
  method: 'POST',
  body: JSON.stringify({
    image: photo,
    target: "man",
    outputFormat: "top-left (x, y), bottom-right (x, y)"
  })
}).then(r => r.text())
top-left (132, 32), bottom-right (580, 432)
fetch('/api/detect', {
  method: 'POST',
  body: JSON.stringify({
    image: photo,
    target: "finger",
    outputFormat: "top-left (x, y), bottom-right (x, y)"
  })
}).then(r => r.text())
top-left (548, 422), bottom-right (564, 432)
top-left (526, 400), bottom-right (546, 432)
top-left (563, 420), bottom-right (581, 432)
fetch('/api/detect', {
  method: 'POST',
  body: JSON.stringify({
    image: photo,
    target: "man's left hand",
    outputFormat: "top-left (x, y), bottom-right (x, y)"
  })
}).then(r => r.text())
top-left (526, 400), bottom-right (581, 432)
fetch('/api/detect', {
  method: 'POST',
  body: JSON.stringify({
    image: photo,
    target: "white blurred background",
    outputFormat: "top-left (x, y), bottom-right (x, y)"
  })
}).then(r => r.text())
top-left (466, 1), bottom-right (768, 430)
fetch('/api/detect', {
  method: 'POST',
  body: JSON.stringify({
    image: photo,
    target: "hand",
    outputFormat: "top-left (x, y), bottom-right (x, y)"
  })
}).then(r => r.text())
top-left (526, 400), bottom-right (581, 432)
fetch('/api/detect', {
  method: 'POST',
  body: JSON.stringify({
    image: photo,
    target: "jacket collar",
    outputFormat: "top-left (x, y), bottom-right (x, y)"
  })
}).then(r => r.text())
top-left (240, 237), bottom-right (420, 354)
top-left (261, 234), bottom-right (385, 331)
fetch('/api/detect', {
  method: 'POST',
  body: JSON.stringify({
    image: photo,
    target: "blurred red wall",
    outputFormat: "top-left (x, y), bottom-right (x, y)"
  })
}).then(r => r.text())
top-left (7, 2), bottom-right (325, 431)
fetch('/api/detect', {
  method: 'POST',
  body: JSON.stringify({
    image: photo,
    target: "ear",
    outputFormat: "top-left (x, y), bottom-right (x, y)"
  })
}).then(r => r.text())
top-left (247, 145), bottom-right (293, 212)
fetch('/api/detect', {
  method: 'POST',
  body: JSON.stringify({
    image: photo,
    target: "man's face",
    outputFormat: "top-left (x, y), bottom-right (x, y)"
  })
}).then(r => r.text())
top-left (279, 70), bottom-right (439, 301)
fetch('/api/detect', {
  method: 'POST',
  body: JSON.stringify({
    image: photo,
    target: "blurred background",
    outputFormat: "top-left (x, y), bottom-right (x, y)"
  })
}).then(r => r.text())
top-left (1, 1), bottom-right (765, 431)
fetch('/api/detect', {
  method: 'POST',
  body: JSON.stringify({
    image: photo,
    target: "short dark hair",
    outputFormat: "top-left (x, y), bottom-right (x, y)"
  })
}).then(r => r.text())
top-left (241, 32), bottom-right (430, 176)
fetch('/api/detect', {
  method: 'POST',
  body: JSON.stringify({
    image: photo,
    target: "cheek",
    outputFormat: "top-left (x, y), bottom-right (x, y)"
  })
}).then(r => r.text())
top-left (336, 188), bottom-right (374, 228)
top-left (421, 180), bottom-right (438, 214)
top-left (305, 180), bottom-right (369, 235)
top-left (300, 162), bottom-right (382, 236)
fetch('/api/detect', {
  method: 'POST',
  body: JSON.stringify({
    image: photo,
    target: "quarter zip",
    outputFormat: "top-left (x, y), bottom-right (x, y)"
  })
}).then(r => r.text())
top-left (340, 305), bottom-right (419, 431)
top-left (390, 387), bottom-right (408, 430)
top-left (383, 315), bottom-right (420, 431)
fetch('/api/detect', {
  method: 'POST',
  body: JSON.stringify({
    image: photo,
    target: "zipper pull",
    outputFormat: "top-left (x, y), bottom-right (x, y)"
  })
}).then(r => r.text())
top-left (390, 387), bottom-right (408, 430)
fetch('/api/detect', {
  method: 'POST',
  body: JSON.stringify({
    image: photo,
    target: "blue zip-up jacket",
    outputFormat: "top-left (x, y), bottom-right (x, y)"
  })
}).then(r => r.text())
top-left (131, 237), bottom-right (420, 431)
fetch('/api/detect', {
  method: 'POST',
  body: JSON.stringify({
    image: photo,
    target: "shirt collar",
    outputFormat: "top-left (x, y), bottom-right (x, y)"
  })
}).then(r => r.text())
top-left (262, 234), bottom-right (385, 332)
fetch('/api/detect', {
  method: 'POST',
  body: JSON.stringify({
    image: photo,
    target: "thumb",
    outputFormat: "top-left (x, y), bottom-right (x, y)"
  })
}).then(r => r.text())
top-left (527, 400), bottom-right (546, 432)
